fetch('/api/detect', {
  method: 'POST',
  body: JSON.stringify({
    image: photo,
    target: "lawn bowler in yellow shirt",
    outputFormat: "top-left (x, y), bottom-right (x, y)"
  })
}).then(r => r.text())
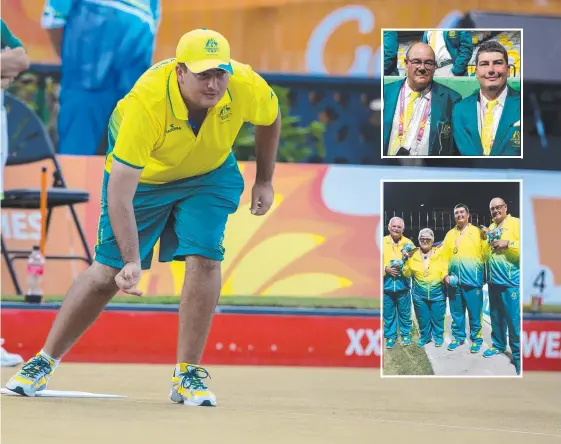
top-left (402, 228), bottom-right (448, 348)
top-left (382, 217), bottom-right (414, 349)
top-left (441, 203), bottom-right (487, 353)
top-left (6, 29), bottom-right (281, 407)
top-left (481, 197), bottom-right (521, 375)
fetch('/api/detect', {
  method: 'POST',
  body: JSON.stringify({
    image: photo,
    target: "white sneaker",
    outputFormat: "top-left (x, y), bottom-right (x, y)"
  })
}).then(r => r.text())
top-left (0, 339), bottom-right (24, 367)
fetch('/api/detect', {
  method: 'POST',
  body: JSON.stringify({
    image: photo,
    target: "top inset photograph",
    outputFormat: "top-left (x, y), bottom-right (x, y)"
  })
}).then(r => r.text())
top-left (381, 29), bottom-right (522, 158)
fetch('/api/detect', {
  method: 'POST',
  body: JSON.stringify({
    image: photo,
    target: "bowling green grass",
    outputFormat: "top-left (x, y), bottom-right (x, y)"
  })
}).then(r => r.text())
top-left (1, 295), bottom-right (561, 312)
top-left (0, 295), bottom-right (379, 309)
top-left (382, 326), bottom-right (434, 376)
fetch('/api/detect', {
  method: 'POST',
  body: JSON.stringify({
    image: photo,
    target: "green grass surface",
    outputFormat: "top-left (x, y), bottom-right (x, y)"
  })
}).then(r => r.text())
top-left (0, 295), bottom-right (379, 309)
top-left (2, 295), bottom-right (560, 313)
top-left (383, 327), bottom-right (434, 376)
top-left (523, 304), bottom-right (561, 314)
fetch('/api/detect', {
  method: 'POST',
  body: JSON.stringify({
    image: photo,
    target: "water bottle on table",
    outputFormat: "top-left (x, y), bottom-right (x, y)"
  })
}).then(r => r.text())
top-left (25, 245), bottom-right (45, 304)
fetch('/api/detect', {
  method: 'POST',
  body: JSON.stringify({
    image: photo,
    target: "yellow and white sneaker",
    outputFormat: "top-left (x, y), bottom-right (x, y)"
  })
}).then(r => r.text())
top-left (170, 364), bottom-right (216, 407)
top-left (5, 354), bottom-right (56, 396)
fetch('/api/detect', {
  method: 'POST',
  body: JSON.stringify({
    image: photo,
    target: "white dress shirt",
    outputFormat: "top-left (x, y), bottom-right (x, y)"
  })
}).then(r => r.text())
top-left (389, 81), bottom-right (432, 156)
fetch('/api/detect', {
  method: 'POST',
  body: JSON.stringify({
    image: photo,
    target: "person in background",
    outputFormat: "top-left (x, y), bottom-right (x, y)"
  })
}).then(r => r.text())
top-left (41, 0), bottom-right (161, 155)
top-left (384, 31), bottom-right (399, 76)
top-left (1, 19), bottom-right (29, 368)
top-left (382, 217), bottom-right (413, 349)
top-left (422, 30), bottom-right (473, 76)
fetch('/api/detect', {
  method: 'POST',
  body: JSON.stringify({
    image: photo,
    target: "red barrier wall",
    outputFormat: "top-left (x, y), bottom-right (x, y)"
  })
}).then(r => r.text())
top-left (0, 308), bottom-right (379, 368)
top-left (523, 320), bottom-right (561, 372)
top-left (2, 308), bottom-right (558, 371)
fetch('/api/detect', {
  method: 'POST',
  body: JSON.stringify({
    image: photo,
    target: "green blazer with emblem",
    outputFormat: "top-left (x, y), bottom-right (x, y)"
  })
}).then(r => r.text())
top-left (451, 86), bottom-right (521, 156)
top-left (422, 31), bottom-right (473, 76)
top-left (383, 79), bottom-right (462, 156)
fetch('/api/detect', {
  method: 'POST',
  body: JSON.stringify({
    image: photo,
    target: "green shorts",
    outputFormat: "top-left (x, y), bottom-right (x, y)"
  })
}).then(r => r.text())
top-left (94, 153), bottom-right (244, 270)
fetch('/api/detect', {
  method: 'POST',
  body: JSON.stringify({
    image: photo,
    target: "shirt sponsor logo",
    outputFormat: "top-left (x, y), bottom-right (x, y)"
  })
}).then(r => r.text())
top-left (166, 123), bottom-right (182, 133)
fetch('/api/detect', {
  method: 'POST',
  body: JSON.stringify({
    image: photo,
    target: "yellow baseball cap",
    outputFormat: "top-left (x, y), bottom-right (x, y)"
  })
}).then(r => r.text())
top-left (176, 28), bottom-right (233, 74)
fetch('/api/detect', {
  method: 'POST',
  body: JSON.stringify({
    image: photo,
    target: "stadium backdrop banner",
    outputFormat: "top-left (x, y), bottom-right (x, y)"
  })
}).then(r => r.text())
top-left (1, 157), bottom-right (560, 306)
top-left (3, 0), bottom-right (560, 76)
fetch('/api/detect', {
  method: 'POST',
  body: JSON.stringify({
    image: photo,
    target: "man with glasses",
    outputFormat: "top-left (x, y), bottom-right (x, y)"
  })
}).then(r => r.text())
top-left (441, 204), bottom-right (487, 353)
top-left (422, 30), bottom-right (473, 76)
top-left (383, 42), bottom-right (461, 157)
top-left (480, 198), bottom-right (521, 374)
top-left (383, 217), bottom-right (413, 349)
top-left (452, 41), bottom-right (521, 156)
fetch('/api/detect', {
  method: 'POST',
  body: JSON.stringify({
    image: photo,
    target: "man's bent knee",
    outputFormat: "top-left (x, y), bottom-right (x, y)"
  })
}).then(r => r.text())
top-left (83, 261), bottom-right (121, 291)
top-left (184, 255), bottom-right (220, 273)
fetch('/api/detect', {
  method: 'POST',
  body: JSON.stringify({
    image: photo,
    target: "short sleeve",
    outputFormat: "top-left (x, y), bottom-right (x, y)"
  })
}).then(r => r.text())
top-left (246, 70), bottom-right (279, 126)
top-left (41, 0), bottom-right (74, 29)
top-left (110, 95), bottom-right (160, 169)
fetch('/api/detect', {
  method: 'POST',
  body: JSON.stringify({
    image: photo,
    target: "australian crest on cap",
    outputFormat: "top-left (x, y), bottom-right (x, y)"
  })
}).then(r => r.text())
top-left (205, 38), bottom-right (219, 54)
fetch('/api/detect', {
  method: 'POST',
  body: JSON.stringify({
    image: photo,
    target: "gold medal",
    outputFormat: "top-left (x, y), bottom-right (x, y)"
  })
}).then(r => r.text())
top-left (453, 247), bottom-right (458, 254)
top-left (423, 270), bottom-right (429, 277)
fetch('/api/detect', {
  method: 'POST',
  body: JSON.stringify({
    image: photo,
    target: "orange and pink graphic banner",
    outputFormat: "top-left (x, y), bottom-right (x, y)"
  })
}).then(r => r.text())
top-left (1, 157), bottom-right (377, 298)
top-left (3, 158), bottom-right (561, 305)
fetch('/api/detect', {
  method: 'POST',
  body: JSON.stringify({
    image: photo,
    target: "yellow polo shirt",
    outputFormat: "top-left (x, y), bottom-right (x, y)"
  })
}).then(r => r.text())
top-left (105, 58), bottom-right (279, 184)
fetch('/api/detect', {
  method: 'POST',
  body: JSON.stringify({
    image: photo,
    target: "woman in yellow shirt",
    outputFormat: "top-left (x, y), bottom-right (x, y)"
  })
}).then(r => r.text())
top-left (403, 228), bottom-right (449, 347)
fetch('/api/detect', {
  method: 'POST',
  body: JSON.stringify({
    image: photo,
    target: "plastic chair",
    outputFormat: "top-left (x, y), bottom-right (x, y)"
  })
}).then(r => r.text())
top-left (1, 92), bottom-right (92, 295)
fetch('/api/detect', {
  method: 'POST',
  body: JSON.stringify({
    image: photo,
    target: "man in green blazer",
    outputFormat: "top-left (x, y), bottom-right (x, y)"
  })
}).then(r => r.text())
top-left (422, 30), bottom-right (473, 76)
top-left (452, 41), bottom-right (521, 157)
top-left (383, 42), bottom-right (462, 156)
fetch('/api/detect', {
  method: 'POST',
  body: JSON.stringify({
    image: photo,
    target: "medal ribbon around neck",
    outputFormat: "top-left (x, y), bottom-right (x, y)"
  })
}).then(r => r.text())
top-left (454, 224), bottom-right (469, 254)
top-left (391, 237), bottom-right (401, 259)
top-left (421, 249), bottom-right (432, 277)
top-left (396, 82), bottom-right (431, 150)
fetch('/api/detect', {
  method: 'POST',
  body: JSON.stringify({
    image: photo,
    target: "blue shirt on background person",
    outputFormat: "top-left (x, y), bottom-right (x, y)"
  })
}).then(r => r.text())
top-left (41, 0), bottom-right (161, 155)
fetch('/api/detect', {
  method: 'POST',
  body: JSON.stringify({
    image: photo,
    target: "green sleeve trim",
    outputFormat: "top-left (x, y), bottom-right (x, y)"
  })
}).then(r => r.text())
top-left (113, 154), bottom-right (144, 170)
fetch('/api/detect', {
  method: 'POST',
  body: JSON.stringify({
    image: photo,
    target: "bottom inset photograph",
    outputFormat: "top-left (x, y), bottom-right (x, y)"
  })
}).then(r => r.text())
top-left (381, 180), bottom-right (521, 377)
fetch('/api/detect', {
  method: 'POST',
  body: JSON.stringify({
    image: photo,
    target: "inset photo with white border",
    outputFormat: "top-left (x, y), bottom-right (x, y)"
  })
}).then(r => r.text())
top-left (381, 29), bottom-right (522, 158)
top-left (380, 179), bottom-right (522, 378)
